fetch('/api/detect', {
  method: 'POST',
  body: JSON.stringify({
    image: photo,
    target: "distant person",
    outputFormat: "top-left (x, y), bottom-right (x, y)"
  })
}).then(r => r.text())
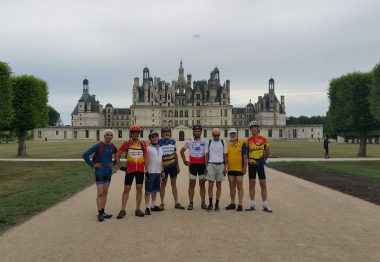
top-left (115, 125), bottom-right (148, 218)
top-left (180, 124), bottom-right (207, 210)
top-left (225, 128), bottom-right (248, 212)
top-left (144, 131), bottom-right (165, 215)
top-left (245, 120), bottom-right (272, 213)
top-left (205, 128), bottom-right (228, 211)
top-left (324, 135), bottom-right (330, 159)
top-left (159, 127), bottom-right (185, 210)
top-left (82, 129), bottom-right (117, 222)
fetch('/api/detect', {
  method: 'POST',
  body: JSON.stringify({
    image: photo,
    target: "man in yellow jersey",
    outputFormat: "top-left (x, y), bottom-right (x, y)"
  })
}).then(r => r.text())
top-left (225, 128), bottom-right (248, 212)
top-left (245, 120), bottom-right (273, 213)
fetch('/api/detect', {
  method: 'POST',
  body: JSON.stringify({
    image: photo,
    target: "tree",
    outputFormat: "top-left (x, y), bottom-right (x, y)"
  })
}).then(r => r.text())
top-left (0, 62), bottom-right (13, 133)
top-left (48, 105), bottom-right (62, 126)
top-left (12, 75), bottom-right (49, 156)
top-left (369, 63), bottom-right (380, 122)
top-left (327, 72), bottom-right (379, 156)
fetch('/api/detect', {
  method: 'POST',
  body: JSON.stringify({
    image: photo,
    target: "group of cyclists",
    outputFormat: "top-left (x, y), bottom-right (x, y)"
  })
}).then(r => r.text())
top-left (83, 120), bottom-right (273, 222)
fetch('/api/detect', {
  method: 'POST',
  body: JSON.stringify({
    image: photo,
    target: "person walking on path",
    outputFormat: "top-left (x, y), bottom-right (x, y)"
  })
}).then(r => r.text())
top-left (204, 128), bottom-right (228, 211)
top-left (225, 128), bottom-right (248, 212)
top-left (159, 127), bottom-right (185, 210)
top-left (324, 135), bottom-right (330, 159)
top-left (115, 125), bottom-right (148, 218)
top-left (83, 129), bottom-right (118, 222)
top-left (144, 131), bottom-right (165, 215)
top-left (245, 121), bottom-right (273, 213)
top-left (180, 124), bottom-right (207, 210)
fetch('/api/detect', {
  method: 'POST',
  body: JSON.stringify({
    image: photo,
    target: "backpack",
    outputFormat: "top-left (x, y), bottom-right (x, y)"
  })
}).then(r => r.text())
top-left (92, 142), bottom-right (116, 164)
top-left (208, 139), bottom-right (225, 161)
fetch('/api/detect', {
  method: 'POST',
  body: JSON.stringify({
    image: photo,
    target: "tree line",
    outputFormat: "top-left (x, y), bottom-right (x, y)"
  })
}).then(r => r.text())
top-left (326, 62), bottom-right (380, 156)
top-left (0, 61), bottom-right (61, 156)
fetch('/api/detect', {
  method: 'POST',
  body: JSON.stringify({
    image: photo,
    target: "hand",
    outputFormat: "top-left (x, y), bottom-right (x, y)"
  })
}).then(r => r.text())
top-left (184, 160), bottom-right (191, 166)
top-left (176, 165), bottom-right (180, 174)
top-left (248, 159), bottom-right (256, 165)
top-left (108, 163), bottom-right (114, 169)
top-left (242, 167), bottom-right (247, 175)
top-left (223, 166), bottom-right (228, 176)
top-left (160, 171), bottom-right (166, 179)
top-left (120, 166), bottom-right (127, 171)
top-left (94, 163), bottom-right (102, 169)
top-left (205, 167), bottom-right (208, 174)
top-left (145, 172), bottom-right (150, 179)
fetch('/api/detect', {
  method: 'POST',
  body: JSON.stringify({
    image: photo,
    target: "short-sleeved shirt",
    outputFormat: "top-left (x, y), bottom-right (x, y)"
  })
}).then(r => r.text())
top-left (159, 138), bottom-right (177, 168)
top-left (227, 140), bottom-right (248, 172)
top-left (118, 139), bottom-right (147, 173)
top-left (147, 144), bottom-right (163, 174)
top-left (246, 135), bottom-right (269, 165)
top-left (205, 139), bottom-right (227, 163)
top-left (183, 138), bottom-right (207, 164)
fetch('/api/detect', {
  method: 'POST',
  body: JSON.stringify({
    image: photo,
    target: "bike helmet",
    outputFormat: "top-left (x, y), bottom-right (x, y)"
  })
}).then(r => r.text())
top-left (130, 125), bottom-right (141, 132)
top-left (149, 131), bottom-right (159, 140)
top-left (248, 120), bottom-right (260, 127)
top-left (192, 124), bottom-right (202, 130)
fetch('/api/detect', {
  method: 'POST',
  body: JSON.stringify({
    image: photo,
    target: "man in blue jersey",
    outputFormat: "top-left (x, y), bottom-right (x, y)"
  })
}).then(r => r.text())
top-left (83, 129), bottom-right (117, 222)
top-left (159, 127), bottom-right (185, 210)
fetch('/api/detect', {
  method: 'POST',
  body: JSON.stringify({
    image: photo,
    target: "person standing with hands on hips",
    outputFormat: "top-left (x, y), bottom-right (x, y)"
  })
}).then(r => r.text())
top-left (82, 129), bottom-right (117, 222)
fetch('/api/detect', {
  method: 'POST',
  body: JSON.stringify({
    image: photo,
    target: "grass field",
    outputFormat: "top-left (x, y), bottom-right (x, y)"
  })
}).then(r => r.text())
top-left (1, 140), bottom-right (380, 158)
top-left (0, 162), bottom-right (94, 231)
top-left (268, 161), bottom-right (380, 179)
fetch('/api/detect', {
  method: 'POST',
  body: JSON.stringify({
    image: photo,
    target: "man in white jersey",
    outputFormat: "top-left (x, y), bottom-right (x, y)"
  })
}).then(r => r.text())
top-left (205, 128), bottom-right (228, 211)
top-left (180, 124), bottom-right (207, 210)
top-left (144, 131), bottom-right (165, 215)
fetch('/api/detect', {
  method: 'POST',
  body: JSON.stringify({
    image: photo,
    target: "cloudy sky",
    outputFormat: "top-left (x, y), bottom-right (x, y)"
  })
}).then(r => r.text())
top-left (1, 0), bottom-right (379, 124)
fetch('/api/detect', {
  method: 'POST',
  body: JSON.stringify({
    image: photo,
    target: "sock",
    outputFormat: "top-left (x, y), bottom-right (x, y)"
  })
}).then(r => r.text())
top-left (209, 198), bottom-right (213, 205)
top-left (215, 200), bottom-right (219, 206)
top-left (250, 200), bottom-right (256, 207)
top-left (263, 201), bottom-right (268, 207)
top-left (101, 208), bottom-right (105, 213)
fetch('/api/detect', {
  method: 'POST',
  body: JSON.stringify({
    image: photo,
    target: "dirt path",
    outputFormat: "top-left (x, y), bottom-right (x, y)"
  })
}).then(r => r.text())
top-left (1, 164), bottom-right (379, 262)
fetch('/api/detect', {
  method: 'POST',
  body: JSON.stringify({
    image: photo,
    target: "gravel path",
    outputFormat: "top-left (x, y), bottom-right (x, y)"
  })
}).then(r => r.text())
top-left (1, 165), bottom-right (379, 262)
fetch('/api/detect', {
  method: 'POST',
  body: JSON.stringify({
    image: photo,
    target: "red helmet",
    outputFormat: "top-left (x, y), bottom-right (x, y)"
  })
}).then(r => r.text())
top-left (130, 125), bottom-right (141, 132)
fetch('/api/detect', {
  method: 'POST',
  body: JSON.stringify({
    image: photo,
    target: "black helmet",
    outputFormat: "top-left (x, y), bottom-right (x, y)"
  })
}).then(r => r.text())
top-left (192, 124), bottom-right (202, 130)
top-left (148, 131), bottom-right (159, 140)
top-left (161, 126), bottom-right (171, 135)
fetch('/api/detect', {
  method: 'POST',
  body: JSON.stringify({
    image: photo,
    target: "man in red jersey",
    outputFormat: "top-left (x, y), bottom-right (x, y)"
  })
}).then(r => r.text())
top-left (115, 125), bottom-right (148, 218)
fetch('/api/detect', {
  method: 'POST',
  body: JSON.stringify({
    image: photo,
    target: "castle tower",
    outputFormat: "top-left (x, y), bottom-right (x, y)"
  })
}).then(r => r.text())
top-left (269, 77), bottom-right (275, 94)
top-left (83, 78), bottom-right (89, 95)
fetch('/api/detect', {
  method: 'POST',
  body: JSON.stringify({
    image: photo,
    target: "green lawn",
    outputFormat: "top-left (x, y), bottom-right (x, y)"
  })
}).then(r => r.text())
top-left (0, 162), bottom-right (94, 231)
top-left (1, 140), bottom-right (379, 158)
top-left (268, 161), bottom-right (380, 179)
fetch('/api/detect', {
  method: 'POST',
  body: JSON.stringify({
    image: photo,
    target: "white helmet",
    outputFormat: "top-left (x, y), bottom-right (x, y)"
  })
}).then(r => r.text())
top-left (248, 120), bottom-right (260, 127)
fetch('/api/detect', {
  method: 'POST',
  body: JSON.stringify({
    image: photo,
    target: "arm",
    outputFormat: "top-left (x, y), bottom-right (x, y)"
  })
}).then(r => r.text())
top-left (242, 143), bottom-right (248, 174)
top-left (82, 144), bottom-right (98, 168)
top-left (265, 145), bottom-right (270, 161)
top-left (116, 142), bottom-right (126, 170)
top-left (180, 147), bottom-right (190, 166)
top-left (223, 153), bottom-right (228, 175)
top-left (174, 151), bottom-right (180, 173)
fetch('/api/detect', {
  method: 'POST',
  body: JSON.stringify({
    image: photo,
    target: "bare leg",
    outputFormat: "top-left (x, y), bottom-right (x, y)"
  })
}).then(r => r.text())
top-left (208, 181), bottom-right (215, 200)
top-left (228, 176), bottom-right (236, 204)
top-left (171, 178), bottom-right (179, 203)
top-left (259, 180), bottom-right (267, 201)
top-left (136, 184), bottom-right (143, 210)
top-left (96, 184), bottom-right (104, 210)
top-left (188, 179), bottom-right (196, 202)
top-left (216, 181), bottom-right (222, 201)
top-left (160, 179), bottom-right (168, 205)
top-left (121, 185), bottom-right (131, 210)
top-left (248, 179), bottom-right (256, 201)
top-left (199, 179), bottom-right (206, 202)
top-left (236, 176), bottom-right (244, 206)
top-left (101, 184), bottom-right (110, 209)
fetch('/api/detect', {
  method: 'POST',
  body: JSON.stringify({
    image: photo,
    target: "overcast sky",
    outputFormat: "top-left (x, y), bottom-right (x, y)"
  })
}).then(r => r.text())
top-left (1, 0), bottom-right (380, 125)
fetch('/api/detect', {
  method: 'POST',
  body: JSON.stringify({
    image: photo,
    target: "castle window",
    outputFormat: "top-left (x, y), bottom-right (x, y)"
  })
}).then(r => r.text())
top-left (118, 130), bottom-right (122, 138)
top-left (204, 129), bottom-right (207, 138)
top-left (192, 110), bottom-right (194, 117)
top-left (223, 93), bottom-right (226, 99)
top-left (185, 120), bottom-right (188, 126)
top-left (185, 110), bottom-right (188, 117)
top-left (196, 102), bottom-right (200, 106)
top-left (38, 131), bottom-right (42, 139)
top-left (180, 110), bottom-right (183, 117)
top-left (224, 109), bottom-right (227, 117)
top-left (108, 109), bottom-right (110, 113)
top-left (74, 131), bottom-right (77, 139)
top-left (175, 111), bottom-right (178, 117)
top-left (196, 94), bottom-right (201, 100)
top-left (220, 109), bottom-right (223, 117)
top-left (56, 131), bottom-right (59, 136)
top-left (85, 130), bottom-right (89, 138)
top-left (245, 130), bottom-right (249, 138)
top-left (196, 110), bottom-right (201, 117)
top-left (268, 129), bottom-right (272, 138)
top-left (279, 129), bottom-right (283, 138)
top-left (224, 129), bottom-right (228, 138)
top-left (175, 120), bottom-right (178, 126)
top-left (293, 129), bottom-right (297, 138)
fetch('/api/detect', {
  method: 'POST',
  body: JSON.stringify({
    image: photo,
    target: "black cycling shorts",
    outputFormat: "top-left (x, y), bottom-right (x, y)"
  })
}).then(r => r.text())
top-left (248, 164), bottom-right (266, 180)
top-left (163, 166), bottom-right (178, 180)
top-left (227, 171), bottom-right (244, 176)
top-left (95, 175), bottom-right (112, 185)
top-left (124, 171), bottom-right (144, 186)
top-left (189, 163), bottom-right (206, 176)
